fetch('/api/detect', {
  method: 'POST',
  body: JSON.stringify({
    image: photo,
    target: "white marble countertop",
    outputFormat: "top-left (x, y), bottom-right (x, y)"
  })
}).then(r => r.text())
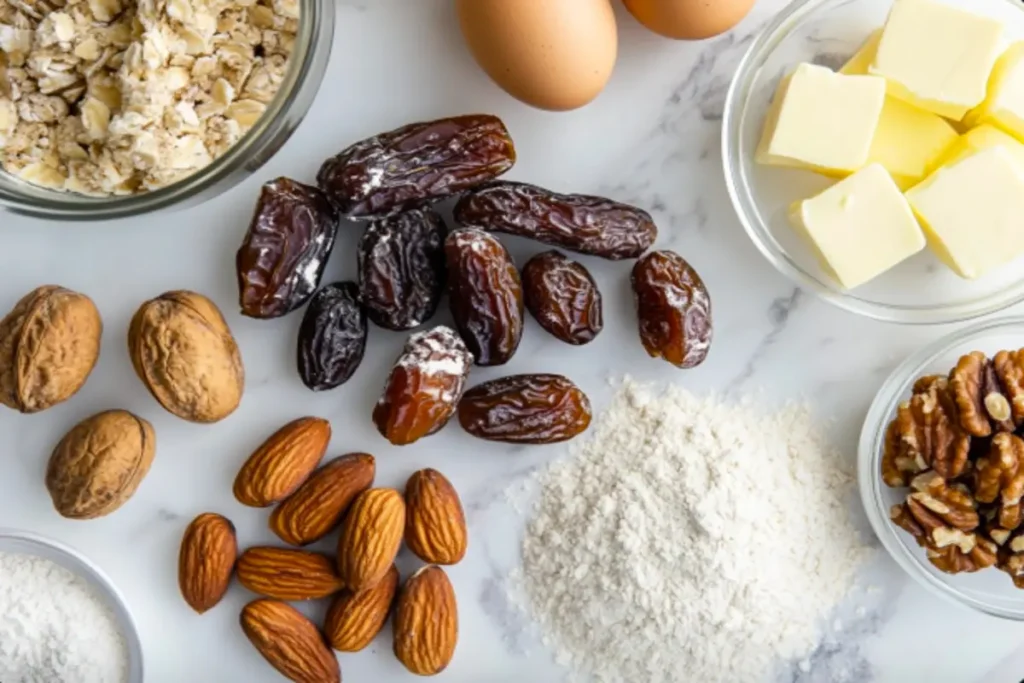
top-left (4, 1), bottom-right (1024, 681)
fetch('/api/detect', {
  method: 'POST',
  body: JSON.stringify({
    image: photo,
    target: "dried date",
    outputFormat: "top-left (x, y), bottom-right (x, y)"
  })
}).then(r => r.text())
top-left (453, 181), bottom-right (657, 260)
top-left (296, 282), bottom-right (367, 391)
top-left (458, 374), bottom-right (592, 444)
top-left (237, 177), bottom-right (339, 319)
top-left (373, 326), bottom-right (473, 446)
top-left (317, 115), bottom-right (516, 219)
top-left (445, 228), bottom-right (524, 366)
top-left (359, 209), bottom-right (447, 331)
top-left (522, 250), bottom-right (602, 345)
top-left (631, 250), bottom-right (712, 369)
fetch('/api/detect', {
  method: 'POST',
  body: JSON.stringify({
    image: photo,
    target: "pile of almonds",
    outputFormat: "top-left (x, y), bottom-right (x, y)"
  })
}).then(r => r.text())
top-left (179, 416), bottom-right (466, 680)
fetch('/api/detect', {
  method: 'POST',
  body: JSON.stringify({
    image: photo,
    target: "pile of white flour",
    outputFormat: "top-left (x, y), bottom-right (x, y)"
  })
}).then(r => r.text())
top-left (511, 379), bottom-right (874, 683)
top-left (0, 552), bottom-right (128, 683)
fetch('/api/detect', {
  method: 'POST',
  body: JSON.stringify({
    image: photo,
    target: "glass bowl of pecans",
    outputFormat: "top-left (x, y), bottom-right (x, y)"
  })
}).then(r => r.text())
top-left (723, 0), bottom-right (1024, 324)
top-left (860, 317), bottom-right (1024, 619)
top-left (0, 0), bottom-right (333, 220)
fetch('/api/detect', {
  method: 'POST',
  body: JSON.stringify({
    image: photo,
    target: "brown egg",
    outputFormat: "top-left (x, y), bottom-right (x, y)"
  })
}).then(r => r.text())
top-left (623, 0), bottom-right (756, 40)
top-left (456, 0), bottom-right (618, 112)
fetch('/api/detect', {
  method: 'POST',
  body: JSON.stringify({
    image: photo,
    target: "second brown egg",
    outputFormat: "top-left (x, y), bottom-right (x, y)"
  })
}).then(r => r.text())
top-left (623, 0), bottom-right (756, 40)
top-left (456, 0), bottom-right (618, 111)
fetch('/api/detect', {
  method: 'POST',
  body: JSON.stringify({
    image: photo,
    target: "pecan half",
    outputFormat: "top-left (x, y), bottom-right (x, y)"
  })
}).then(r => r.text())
top-left (890, 377), bottom-right (970, 481)
top-left (950, 351), bottom-right (1014, 437)
top-left (891, 491), bottom-right (995, 574)
top-left (998, 528), bottom-right (1024, 588)
top-left (975, 433), bottom-right (1024, 530)
top-left (995, 349), bottom-right (1024, 424)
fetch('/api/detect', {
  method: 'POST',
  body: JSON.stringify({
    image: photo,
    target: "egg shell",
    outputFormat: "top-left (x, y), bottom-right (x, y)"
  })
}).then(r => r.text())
top-left (456, 0), bottom-right (618, 112)
top-left (623, 0), bottom-right (756, 40)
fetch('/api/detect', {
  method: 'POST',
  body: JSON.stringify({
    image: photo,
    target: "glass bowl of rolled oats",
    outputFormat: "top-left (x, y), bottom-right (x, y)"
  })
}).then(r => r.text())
top-left (0, 0), bottom-right (333, 218)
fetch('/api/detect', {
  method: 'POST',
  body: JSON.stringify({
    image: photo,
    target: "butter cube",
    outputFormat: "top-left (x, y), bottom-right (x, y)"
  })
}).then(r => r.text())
top-left (906, 147), bottom-right (1024, 279)
top-left (789, 164), bottom-right (925, 289)
top-left (966, 43), bottom-right (1024, 141)
top-left (840, 31), bottom-right (959, 187)
top-left (938, 124), bottom-right (1024, 171)
top-left (840, 30), bottom-right (881, 76)
top-left (757, 63), bottom-right (886, 174)
top-left (866, 98), bottom-right (959, 190)
top-left (870, 0), bottom-right (1004, 120)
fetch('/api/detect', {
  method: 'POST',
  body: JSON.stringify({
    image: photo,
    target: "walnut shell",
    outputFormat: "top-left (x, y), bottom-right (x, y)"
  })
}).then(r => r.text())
top-left (128, 291), bottom-right (244, 423)
top-left (46, 409), bottom-right (156, 519)
top-left (0, 285), bottom-right (102, 413)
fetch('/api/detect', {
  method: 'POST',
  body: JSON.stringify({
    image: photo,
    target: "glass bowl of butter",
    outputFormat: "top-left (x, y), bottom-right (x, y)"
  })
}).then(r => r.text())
top-left (723, 0), bottom-right (1024, 324)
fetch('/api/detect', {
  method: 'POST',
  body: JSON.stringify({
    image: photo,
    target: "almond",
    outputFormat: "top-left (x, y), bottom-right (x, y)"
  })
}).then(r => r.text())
top-left (393, 565), bottom-right (458, 675)
top-left (324, 564), bottom-right (399, 653)
top-left (237, 546), bottom-right (344, 601)
top-left (269, 453), bottom-right (375, 546)
top-left (178, 512), bottom-right (237, 614)
top-left (337, 488), bottom-right (405, 591)
top-left (234, 417), bottom-right (330, 507)
top-left (405, 468), bottom-right (467, 564)
top-left (240, 599), bottom-right (340, 683)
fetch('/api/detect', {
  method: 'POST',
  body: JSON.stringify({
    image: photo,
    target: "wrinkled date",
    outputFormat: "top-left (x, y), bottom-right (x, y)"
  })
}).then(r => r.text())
top-left (317, 115), bottom-right (516, 219)
top-left (631, 250), bottom-right (712, 369)
top-left (373, 326), bottom-right (473, 446)
top-left (458, 374), bottom-right (592, 444)
top-left (445, 228), bottom-right (524, 366)
top-left (296, 282), bottom-right (367, 391)
top-left (522, 250), bottom-right (603, 345)
top-left (453, 181), bottom-right (657, 260)
top-left (237, 178), bottom-right (339, 319)
top-left (359, 209), bottom-right (447, 331)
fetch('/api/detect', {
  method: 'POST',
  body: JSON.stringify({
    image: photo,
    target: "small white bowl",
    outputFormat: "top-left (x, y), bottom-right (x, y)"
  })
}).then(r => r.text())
top-left (0, 529), bottom-right (144, 681)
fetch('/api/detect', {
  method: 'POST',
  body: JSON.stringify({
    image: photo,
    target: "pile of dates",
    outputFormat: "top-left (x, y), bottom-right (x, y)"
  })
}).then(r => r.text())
top-left (235, 114), bottom-right (713, 447)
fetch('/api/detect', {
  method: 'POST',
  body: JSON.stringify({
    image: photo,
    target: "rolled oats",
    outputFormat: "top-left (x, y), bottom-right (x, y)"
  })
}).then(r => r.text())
top-left (0, 0), bottom-right (296, 196)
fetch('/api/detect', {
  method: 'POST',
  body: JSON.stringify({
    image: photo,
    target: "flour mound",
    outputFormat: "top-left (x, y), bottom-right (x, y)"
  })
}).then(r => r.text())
top-left (512, 379), bottom-right (874, 683)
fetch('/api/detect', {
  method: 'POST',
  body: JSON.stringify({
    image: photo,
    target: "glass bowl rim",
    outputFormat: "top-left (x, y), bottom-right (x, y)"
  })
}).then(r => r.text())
top-left (721, 0), bottom-right (1024, 326)
top-left (0, 0), bottom-right (331, 221)
top-left (858, 316), bottom-right (1024, 620)
top-left (0, 527), bottom-right (145, 678)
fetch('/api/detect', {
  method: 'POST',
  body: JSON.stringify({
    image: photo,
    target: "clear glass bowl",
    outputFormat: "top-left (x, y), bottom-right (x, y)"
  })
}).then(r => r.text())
top-left (0, 529), bottom-right (144, 679)
top-left (722, 0), bottom-right (1024, 324)
top-left (0, 0), bottom-right (334, 221)
top-left (859, 317), bottom-right (1024, 619)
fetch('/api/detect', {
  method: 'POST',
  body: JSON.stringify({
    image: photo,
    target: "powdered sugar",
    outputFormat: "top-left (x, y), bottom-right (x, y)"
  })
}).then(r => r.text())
top-left (0, 552), bottom-right (128, 683)
top-left (511, 379), bottom-right (874, 683)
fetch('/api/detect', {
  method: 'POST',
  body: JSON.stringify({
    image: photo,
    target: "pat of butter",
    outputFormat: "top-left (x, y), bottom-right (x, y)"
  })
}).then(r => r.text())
top-left (938, 124), bottom-right (1024, 171)
top-left (865, 97), bottom-right (959, 190)
top-left (840, 30), bottom-right (882, 77)
top-left (869, 0), bottom-right (1004, 121)
top-left (965, 43), bottom-right (1024, 141)
top-left (906, 147), bottom-right (1024, 279)
top-left (789, 164), bottom-right (925, 289)
top-left (841, 30), bottom-right (958, 188)
top-left (756, 63), bottom-right (886, 175)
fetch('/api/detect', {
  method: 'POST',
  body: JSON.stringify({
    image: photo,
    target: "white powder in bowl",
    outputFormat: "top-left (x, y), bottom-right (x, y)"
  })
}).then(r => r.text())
top-left (511, 379), bottom-right (875, 683)
top-left (0, 552), bottom-right (129, 683)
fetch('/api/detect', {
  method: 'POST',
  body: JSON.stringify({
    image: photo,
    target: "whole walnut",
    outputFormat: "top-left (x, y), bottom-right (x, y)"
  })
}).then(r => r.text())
top-left (128, 291), bottom-right (244, 423)
top-left (46, 410), bottom-right (156, 519)
top-left (0, 285), bottom-right (102, 413)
